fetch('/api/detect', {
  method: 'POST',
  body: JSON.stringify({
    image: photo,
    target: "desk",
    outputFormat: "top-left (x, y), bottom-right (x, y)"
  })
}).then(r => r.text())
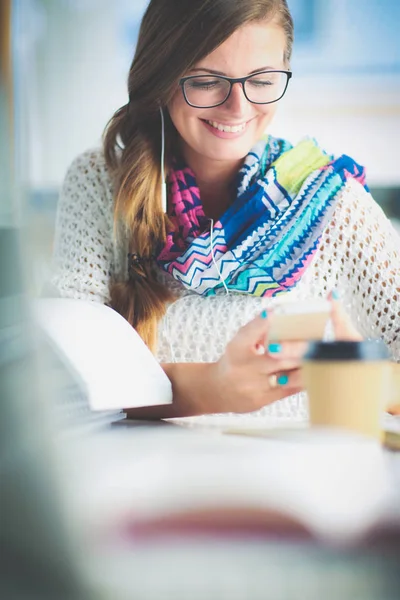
top-left (58, 415), bottom-right (400, 600)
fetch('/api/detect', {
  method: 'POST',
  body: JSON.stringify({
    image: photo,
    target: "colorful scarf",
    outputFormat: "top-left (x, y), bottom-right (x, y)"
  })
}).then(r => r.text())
top-left (156, 136), bottom-right (367, 297)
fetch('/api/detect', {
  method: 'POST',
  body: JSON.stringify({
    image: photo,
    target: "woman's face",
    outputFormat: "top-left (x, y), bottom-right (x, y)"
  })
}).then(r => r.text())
top-left (168, 20), bottom-right (287, 167)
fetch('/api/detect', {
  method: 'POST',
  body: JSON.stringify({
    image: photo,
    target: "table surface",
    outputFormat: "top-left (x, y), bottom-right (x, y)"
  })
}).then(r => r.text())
top-left (58, 414), bottom-right (400, 599)
top-left (60, 413), bottom-right (400, 543)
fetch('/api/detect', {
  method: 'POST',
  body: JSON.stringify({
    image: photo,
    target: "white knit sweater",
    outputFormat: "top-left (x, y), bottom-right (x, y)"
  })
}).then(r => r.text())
top-left (49, 148), bottom-right (400, 421)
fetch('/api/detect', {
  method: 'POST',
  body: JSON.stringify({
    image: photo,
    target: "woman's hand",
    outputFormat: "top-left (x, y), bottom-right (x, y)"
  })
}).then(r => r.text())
top-left (127, 292), bottom-right (363, 420)
top-left (128, 313), bottom-right (304, 419)
top-left (212, 291), bottom-right (364, 414)
top-left (210, 310), bottom-right (304, 414)
top-left (166, 294), bottom-right (363, 417)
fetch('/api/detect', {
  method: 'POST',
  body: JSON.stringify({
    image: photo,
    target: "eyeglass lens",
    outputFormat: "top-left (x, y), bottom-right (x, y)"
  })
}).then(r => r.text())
top-left (183, 72), bottom-right (289, 107)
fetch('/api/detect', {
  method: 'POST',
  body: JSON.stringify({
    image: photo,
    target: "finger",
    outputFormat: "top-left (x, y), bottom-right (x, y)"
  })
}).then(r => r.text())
top-left (266, 340), bottom-right (309, 359)
top-left (328, 290), bottom-right (363, 341)
top-left (267, 368), bottom-right (304, 391)
top-left (387, 403), bottom-right (400, 416)
top-left (258, 355), bottom-right (303, 375)
top-left (236, 308), bottom-right (272, 350)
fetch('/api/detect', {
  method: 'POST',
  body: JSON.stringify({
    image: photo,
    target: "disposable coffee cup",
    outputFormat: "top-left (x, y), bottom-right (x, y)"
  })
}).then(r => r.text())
top-left (303, 340), bottom-right (391, 439)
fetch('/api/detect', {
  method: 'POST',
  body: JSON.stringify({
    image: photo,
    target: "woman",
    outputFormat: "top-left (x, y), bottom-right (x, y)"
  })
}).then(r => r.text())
top-left (50, 0), bottom-right (400, 420)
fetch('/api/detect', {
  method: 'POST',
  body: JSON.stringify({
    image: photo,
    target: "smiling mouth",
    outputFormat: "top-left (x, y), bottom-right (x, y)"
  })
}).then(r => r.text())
top-left (203, 119), bottom-right (249, 133)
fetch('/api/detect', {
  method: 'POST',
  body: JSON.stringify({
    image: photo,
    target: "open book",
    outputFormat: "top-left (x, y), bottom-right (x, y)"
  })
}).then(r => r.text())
top-left (32, 298), bottom-right (172, 411)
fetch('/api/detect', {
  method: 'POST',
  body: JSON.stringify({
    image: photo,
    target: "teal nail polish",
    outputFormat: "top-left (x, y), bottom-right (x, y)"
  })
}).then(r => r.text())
top-left (261, 309), bottom-right (268, 319)
top-left (332, 289), bottom-right (340, 300)
top-left (268, 343), bottom-right (282, 354)
top-left (277, 374), bottom-right (289, 386)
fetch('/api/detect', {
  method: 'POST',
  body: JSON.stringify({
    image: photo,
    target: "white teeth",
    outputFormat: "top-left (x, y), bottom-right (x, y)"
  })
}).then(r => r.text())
top-left (207, 120), bottom-right (246, 133)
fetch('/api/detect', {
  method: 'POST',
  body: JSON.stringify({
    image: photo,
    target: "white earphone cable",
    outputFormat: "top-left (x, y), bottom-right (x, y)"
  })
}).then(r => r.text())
top-left (209, 218), bottom-right (230, 296)
top-left (160, 107), bottom-right (167, 213)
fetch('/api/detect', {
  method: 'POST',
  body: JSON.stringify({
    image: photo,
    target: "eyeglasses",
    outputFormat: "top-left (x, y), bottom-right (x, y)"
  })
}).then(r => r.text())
top-left (179, 70), bottom-right (292, 109)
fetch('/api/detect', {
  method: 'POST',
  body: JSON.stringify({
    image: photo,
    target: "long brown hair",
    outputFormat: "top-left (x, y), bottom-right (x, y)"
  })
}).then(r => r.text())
top-left (103, 0), bottom-right (294, 350)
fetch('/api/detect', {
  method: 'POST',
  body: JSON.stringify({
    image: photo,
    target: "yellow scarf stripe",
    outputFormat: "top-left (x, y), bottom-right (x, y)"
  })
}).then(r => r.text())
top-left (273, 139), bottom-right (332, 195)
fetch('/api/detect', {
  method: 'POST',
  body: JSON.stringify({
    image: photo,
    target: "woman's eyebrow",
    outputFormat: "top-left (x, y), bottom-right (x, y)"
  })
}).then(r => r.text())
top-left (189, 66), bottom-right (276, 76)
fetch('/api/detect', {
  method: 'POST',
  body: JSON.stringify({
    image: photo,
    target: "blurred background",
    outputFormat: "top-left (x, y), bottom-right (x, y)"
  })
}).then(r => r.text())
top-left (11, 0), bottom-right (400, 294)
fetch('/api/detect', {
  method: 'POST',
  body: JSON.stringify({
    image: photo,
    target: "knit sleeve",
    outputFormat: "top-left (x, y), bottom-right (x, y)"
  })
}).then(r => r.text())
top-left (48, 149), bottom-right (116, 304)
top-left (317, 178), bottom-right (400, 359)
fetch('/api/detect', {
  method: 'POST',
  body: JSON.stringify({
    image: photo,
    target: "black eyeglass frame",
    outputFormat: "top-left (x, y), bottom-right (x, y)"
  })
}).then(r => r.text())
top-left (179, 70), bottom-right (293, 109)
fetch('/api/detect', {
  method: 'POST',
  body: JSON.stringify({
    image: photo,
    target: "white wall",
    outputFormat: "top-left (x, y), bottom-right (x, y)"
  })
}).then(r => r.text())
top-left (270, 75), bottom-right (400, 187)
top-left (15, 0), bottom-right (126, 187)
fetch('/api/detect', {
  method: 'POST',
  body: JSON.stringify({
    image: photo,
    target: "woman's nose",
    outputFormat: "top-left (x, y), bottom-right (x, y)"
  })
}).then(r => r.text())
top-left (223, 82), bottom-right (249, 114)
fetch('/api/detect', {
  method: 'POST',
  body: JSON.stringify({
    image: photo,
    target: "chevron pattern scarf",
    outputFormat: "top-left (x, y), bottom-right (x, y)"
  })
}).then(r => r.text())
top-left (156, 136), bottom-right (367, 297)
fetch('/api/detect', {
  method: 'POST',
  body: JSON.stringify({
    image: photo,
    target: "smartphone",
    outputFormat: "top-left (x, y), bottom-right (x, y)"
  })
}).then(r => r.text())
top-left (267, 299), bottom-right (331, 342)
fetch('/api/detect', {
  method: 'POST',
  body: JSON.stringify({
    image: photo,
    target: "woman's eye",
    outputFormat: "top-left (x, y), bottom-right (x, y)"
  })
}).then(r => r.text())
top-left (248, 79), bottom-right (274, 87)
top-left (189, 80), bottom-right (221, 89)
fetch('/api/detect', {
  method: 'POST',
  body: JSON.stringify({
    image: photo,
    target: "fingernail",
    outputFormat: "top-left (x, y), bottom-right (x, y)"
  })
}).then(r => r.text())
top-left (332, 289), bottom-right (340, 300)
top-left (261, 309), bottom-right (268, 319)
top-left (268, 343), bottom-right (282, 354)
top-left (277, 374), bottom-right (289, 386)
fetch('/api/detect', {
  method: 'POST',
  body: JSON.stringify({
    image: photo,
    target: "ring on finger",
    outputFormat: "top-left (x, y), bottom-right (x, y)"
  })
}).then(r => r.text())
top-left (268, 374), bottom-right (278, 388)
top-left (268, 373), bottom-right (289, 388)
